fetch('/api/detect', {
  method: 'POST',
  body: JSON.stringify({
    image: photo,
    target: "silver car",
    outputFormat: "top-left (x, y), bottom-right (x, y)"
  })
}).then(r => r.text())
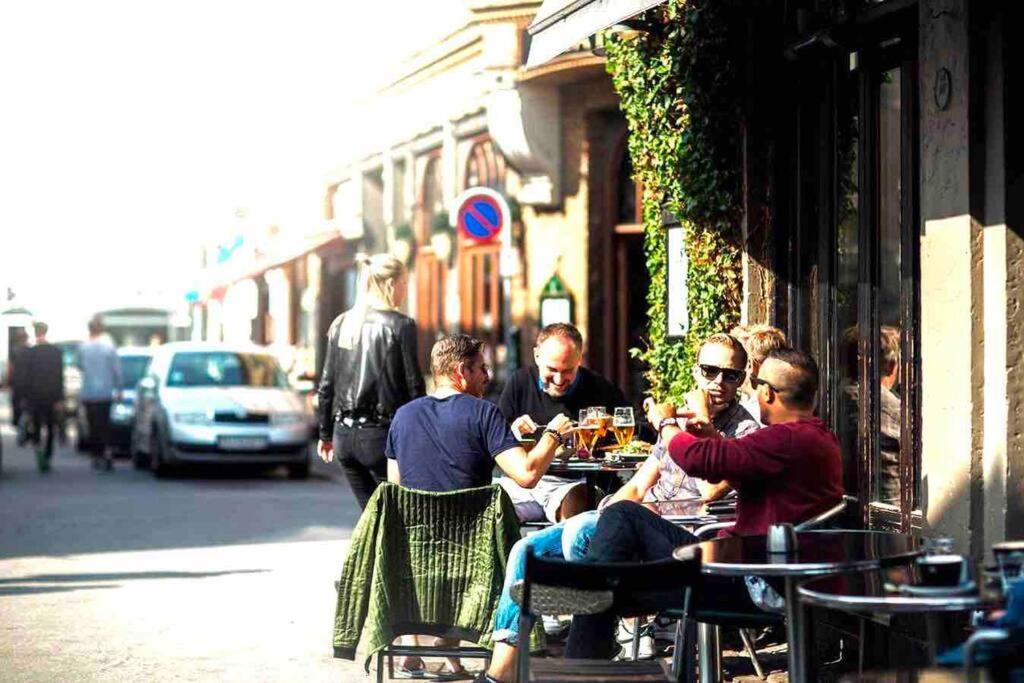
top-left (131, 343), bottom-right (313, 478)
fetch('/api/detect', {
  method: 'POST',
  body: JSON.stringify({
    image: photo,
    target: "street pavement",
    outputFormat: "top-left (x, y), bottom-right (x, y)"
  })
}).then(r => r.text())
top-left (0, 392), bottom-right (371, 682)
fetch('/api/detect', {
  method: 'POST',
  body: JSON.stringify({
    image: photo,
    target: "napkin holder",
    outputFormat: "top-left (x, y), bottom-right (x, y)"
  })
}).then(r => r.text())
top-left (767, 523), bottom-right (798, 554)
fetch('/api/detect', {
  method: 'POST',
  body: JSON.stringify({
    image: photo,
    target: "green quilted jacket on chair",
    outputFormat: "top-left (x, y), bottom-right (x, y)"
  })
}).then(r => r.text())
top-left (333, 482), bottom-right (529, 670)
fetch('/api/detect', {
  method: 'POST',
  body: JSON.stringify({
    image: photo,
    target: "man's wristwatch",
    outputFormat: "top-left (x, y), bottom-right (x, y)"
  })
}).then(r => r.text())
top-left (657, 417), bottom-right (679, 434)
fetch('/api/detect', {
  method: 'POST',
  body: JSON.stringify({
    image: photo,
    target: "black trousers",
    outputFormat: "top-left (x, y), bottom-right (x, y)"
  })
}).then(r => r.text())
top-left (83, 400), bottom-right (113, 459)
top-left (332, 424), bottom-right (388, 510)
top-left (11, 389), bottom-right (24, 427)
top-left (565, 500), bottom-right (757, 658)
top-left (28, 401), bottom-right (57, 459)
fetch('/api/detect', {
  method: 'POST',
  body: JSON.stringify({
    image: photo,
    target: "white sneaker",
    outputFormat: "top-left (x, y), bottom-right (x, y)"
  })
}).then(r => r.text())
top-left (615, 619), bottom-right (656, 659)
top-left (542, 614), bottom-right (568, 637)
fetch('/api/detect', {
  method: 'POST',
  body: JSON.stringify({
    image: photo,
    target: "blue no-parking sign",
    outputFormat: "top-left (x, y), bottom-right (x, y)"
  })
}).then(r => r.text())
top-left (456, 191), bottom-right (505, 244)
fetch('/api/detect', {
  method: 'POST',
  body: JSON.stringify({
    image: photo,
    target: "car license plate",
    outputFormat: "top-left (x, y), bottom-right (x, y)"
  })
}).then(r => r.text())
top-left (218, 436), bottom-right (268, 451)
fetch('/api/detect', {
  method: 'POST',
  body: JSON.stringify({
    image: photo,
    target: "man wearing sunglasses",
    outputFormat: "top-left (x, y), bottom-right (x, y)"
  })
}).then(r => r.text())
top-left (679, 333), bottom-right (761, 502)
top-left (563, 348), bottom-right (843, 660)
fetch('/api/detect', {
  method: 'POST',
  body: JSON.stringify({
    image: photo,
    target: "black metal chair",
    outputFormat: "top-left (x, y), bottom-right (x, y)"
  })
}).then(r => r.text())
top-left (511, 545), bottom-right (703, 682)
top-left (684, 495), bottom-right (858, 681)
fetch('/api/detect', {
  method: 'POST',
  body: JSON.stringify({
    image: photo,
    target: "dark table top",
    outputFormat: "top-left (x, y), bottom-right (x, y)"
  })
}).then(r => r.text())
top-left (545, 458), bottom-right (643, 475)
top-left (640, 499), bottom-right (736, 526)
top-left (676, 530), bottom-right (922, 577)
top-left (799, 563), bottom-right (1003, 613)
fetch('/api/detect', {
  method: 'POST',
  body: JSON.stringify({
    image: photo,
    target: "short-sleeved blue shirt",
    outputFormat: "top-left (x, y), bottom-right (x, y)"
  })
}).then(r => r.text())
top-left (385, 393), bottom-right (520, 492)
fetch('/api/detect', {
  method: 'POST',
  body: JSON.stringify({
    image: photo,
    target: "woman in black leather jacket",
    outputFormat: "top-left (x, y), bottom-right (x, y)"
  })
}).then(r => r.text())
top-left (316, 253), bottom-right (425, 508)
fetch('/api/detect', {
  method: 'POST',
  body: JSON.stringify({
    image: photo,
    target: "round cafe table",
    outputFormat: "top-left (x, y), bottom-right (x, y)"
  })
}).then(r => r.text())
top-left (799, 563), bottom-right (1001, 614)
top-left (545, 457), bottom-right (642, 509)
top-left (674, 530), bottom-right (922, 683)
top-left (799, 564), bottom-right (1003, 667)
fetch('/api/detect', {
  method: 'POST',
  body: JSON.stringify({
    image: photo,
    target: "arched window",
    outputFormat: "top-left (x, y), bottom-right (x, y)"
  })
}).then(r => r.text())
top-left (464, 139), bottom-right (506, 192)
top-left (414, 151), bottom-right (447, 367)
top-left (420, 155), bottom-right (444, 243)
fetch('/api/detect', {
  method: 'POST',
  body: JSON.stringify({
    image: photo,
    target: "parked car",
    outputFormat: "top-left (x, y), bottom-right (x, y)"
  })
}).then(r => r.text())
top-left (130, 343), bottom-right (313, 478)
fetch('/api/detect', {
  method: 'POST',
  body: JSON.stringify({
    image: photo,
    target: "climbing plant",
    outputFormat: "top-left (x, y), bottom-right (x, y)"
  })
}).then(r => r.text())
top-left (605, 0), bottom-right (746, 402)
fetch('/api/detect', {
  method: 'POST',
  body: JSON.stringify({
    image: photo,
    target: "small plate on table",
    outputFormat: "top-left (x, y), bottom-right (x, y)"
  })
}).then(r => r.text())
top-left (600, 442), bottom-right (654, 459)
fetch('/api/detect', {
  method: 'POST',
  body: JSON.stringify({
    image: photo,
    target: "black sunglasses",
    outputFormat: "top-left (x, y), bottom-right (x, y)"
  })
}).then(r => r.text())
top-left (750, 376), bottom-right (781, 393)
top-left (697, 364), bottom-right (745, 384)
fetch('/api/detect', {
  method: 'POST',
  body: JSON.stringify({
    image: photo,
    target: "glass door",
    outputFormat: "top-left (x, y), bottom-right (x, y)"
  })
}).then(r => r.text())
top-left (829, 34), bottom-right (920, 532)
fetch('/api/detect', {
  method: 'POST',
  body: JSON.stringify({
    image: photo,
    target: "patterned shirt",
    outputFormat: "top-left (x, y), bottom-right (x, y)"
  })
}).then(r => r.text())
top-left (644, 400), bottom-right (760, 502)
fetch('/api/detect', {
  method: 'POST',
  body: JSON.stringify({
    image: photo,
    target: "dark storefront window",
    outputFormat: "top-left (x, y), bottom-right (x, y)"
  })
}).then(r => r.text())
top-left (874, 66), bottom-right (904, 506)
top-left (783, 11), bottom-right (920, 531)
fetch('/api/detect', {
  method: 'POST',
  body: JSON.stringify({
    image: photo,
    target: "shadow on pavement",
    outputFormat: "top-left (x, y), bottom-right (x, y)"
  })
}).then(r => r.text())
top-left (0, 568), bottom-right (269, 584)
top-left (0, 584), bottom-right (119, 597)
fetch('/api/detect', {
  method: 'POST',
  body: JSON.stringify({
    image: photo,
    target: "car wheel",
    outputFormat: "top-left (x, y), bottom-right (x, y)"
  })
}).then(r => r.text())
top-left (150, 427), bottom-right (171, 479)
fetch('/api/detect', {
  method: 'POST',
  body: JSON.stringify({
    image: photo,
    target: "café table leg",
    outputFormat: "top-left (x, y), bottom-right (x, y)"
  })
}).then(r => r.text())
top-left (697, 622), bottom-right (721, 683)
top-left (784, 576), bottom-right (808, 683)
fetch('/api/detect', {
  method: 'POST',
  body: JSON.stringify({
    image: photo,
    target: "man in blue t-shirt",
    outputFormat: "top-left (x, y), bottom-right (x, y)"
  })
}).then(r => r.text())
top-left (386, 334), bottom-right (572, 494)
top-left (385, 333), bottom-right (573, 678)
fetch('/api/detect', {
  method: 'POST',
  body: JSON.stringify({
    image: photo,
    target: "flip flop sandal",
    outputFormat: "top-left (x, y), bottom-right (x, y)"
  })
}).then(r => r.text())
top-left (396, 663), bottom-right (427, 678)
top-left (436, 664), bottom-right (467, 680)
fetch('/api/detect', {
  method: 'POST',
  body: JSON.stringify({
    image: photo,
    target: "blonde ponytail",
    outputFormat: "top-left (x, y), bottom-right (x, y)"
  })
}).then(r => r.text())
top-left (338, 253), bottom-right (408, 349)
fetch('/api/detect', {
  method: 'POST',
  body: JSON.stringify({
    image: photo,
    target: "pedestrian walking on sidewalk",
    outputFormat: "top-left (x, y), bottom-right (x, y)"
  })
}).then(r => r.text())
top-left (79, 317), bottom-right (122, 472)
top-left (24, 322), bottom-right (64, 472)
top-left (316, 253), bottom-right (425, 509)
top-left (7, 328), bottom-right (31, 441)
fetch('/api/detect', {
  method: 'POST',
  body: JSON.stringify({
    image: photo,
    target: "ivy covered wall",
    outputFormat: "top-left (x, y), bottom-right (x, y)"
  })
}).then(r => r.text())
top-left (605, 0), bottom-right (747, 402)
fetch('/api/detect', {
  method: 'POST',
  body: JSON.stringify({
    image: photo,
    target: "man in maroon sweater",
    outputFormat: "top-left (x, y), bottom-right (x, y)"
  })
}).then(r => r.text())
top-left (564, 348), bottom-right (843, 659)
top-left (664, 348), bottom-right (843, 535)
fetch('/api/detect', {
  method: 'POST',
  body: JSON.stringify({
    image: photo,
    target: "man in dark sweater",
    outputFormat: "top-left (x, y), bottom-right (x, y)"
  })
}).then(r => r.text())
top-left (497, 323), bottom-right (628, 523)
top-left (24, 322), bottom-right (65, 472)
top-left (564, 347), bottom-right (842, 659)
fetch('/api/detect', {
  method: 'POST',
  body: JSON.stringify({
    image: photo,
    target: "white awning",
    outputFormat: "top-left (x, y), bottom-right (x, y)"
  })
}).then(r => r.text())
top-left (526, 0), bottom-right (664, 67)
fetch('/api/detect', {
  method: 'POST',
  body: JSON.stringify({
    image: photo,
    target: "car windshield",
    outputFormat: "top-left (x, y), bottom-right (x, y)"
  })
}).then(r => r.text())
top-left (166, 352), bottom-right (287, 388)
top-left (119, 355), bottom-right (152, 389)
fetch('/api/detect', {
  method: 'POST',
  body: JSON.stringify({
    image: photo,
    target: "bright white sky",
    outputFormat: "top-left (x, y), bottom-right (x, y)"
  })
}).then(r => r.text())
top-left (0, 0), bottom-right (466, 336)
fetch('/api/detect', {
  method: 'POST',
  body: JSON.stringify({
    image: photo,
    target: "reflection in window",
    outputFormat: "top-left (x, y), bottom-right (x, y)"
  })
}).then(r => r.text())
top-left (874, 67), bottom-right (903, 505)
top-left (836, 70), bottom-right (860, 496)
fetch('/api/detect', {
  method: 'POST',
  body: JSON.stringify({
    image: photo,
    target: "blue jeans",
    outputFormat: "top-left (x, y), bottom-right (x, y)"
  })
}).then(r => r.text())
top-left (491, 511), bottom-right (600, 643)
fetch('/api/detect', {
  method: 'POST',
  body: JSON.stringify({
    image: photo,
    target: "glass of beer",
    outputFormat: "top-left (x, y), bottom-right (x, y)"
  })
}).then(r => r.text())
top-left (576, 409), bottom-right (596, 459)
top-left (613, 407), bottom-right (635, 447)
